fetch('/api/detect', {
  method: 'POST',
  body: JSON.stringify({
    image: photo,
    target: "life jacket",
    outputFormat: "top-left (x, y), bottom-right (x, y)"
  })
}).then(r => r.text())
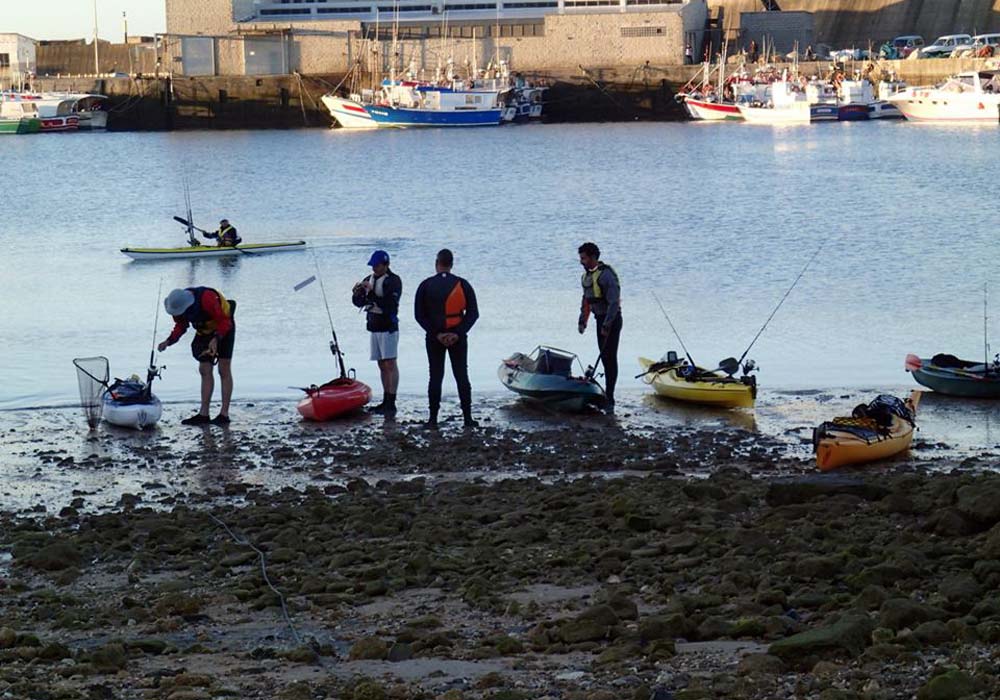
top-left (182, 287), bottom-right (233, 336)
top-left (444, 280), bottom-right (467, 329)
top-left (581, 262), bottom-right (619, 300)
top-left (218, 225), bottom-right (240, 246)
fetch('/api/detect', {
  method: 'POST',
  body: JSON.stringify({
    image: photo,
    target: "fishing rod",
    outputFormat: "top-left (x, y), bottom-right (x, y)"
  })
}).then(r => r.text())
top-left (735, 240), bottom-right (825, 366)
top-left (314, 256), bottom-right (348, 379)
top-left (652, 291), bottom-right (697, 368)
top-left (145, 278), bottom-right (165, 398)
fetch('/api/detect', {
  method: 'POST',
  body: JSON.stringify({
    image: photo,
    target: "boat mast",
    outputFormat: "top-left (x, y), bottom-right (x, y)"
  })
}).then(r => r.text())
top-left (93, 0), bottom-right (100, 76)
top-left (985, 282), bottom-right (990, 373)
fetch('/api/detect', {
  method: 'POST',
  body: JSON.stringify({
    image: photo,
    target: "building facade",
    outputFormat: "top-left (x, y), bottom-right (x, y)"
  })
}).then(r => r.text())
top-left (163, 0), bottom-right (708, 76)
top-left (0, 34), bottom-right (37, 84)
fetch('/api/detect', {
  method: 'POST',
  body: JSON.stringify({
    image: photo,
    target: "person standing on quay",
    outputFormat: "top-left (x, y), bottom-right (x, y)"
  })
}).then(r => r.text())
top-left (158, 287), bottom-right (236, 426)
top-left (352, 249), bottom-right (402, 417)
top-left (577, 242), bottom-right (621, 414)
top-left (685, 42), bottom-right (693, 65)
top-left (414, 249), bottom-right (479, 428)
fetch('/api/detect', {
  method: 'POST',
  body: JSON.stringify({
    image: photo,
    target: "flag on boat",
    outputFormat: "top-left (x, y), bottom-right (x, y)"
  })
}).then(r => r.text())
top-left (294, 275), bottom-right (317, 292)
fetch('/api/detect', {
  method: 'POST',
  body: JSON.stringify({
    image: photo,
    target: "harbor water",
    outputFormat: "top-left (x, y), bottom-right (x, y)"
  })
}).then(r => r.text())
top-left (2, 122), bottom-right (1000, 424)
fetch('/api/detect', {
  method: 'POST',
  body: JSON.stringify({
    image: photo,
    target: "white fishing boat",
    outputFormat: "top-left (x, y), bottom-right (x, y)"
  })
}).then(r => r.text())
top-left (1, 92), bottom-right (106, 130)
top-left (888, 71), bottom-right (1000, 122)
top-left (738, 77), bottom-right (813, 124)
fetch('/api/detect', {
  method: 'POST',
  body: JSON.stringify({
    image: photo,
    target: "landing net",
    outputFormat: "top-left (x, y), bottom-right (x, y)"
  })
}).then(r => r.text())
top-left (73, 356), bottom-right (110, 430)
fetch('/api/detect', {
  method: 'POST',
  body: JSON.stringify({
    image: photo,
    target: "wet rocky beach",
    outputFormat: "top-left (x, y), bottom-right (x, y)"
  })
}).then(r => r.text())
top-left (3, 399), bottom-right (1000, 700)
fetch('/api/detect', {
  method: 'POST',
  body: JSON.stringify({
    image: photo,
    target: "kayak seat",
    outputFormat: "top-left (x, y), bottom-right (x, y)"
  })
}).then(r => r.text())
top-left (536, 348), bottom-right (573, 377)
top-left (931, 353), bottom-right (978, 369)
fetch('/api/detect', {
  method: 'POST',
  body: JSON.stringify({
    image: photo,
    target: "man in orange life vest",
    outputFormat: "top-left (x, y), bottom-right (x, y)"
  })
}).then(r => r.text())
top-left (578, 242), bottom-right (621, 414)
top-left (414, 249), bottom-right (480, 428)
top-left (158, 287), bottom-right (236, 426)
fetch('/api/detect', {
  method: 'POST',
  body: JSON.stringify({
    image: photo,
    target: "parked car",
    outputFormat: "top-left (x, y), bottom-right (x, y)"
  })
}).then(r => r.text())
top-left (890, 35), bottom-right (924, 58)
top-left (829, 48), bottom-right (871, 62)
top-left (920, 34), bottom-right (972, 58)
top-left (952, 33), bottom-right (1000, 57)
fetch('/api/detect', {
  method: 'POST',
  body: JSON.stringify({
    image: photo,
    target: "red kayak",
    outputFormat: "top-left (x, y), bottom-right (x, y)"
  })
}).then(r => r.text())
top-left (297, 378), bottom-right (372, 421)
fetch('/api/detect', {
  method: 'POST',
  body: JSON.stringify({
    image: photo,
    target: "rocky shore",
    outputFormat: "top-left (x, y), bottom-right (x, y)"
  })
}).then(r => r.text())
top-left (3, 413), bottom-right (1000, 700)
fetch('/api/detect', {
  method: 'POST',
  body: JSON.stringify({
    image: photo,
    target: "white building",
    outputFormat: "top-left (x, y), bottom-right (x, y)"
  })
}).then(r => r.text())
top-left (0, 33), bottom-right (37, 84)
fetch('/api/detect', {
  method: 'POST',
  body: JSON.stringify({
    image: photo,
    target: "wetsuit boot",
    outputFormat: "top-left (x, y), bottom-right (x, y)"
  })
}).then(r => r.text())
top-left (384, 393), bottom-right (397, 418)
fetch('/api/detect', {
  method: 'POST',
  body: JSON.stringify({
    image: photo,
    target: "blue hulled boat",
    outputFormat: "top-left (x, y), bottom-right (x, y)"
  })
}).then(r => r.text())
top-left (322, 79), bottom-right (504, 129)
top-left (905, 353), bottom-right (1000, 398)
top-left (499, 346), bottom-right (605, 412)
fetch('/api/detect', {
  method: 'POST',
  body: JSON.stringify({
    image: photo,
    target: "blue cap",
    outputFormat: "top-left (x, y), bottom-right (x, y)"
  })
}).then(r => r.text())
top-left (367, 250), bottom-right (390, 267)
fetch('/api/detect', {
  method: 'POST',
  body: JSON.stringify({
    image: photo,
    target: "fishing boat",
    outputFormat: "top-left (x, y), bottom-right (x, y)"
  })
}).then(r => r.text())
top-left (0, 115), bottom-right (41, 134)
top-left (499, 346), bottom-right (605, 411)
top-left (121, 241), bottom-right (307, 261)
top-left (638, 353), bottom-right (757, 409)
top-left (813, 392), bottom-right (920, 471)
top-left (905, 353), bottom-right (1000, 398)
top-left (888, 71), bottom-right (1000, 122)
top-left (323, 79), bottom-right (504, 129)
top-left (1, 91), bottom-right (106, 129)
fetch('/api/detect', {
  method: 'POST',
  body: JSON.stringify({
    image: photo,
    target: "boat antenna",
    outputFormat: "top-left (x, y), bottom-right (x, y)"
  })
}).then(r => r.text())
top-left (652, 291), bottom-right (697, 367)
top-left (985, 282), bottom-right (990, 374)
top-left (736, 240), bottom-right (824, 365)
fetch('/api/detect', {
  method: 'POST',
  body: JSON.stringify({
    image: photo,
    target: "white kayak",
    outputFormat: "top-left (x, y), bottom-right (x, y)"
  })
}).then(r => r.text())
top-left (121, 241), bottom-right (306, 261)
top-left (102, 389), bottom-right (162, 430)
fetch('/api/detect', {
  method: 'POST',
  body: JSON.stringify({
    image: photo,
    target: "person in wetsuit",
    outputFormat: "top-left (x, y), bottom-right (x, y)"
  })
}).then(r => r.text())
top-left (204, 219), bottom-right (241, 247)
top-left (577, 241), bottom-right (621, 414)
top-left (414, 248), bottom-right (479, 428)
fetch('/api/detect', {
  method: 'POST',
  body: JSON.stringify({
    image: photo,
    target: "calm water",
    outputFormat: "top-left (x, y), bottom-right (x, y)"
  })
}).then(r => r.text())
top-left (3, 122), bottom-right (1000, 411)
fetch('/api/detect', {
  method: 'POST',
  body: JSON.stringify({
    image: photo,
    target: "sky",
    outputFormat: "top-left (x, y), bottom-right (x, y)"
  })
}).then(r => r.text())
top-left (4, 2), bottom-right (166, 42)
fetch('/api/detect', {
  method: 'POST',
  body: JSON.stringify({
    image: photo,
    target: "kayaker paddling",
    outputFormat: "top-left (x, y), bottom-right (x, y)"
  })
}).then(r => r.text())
top-left (352, 250), bottom-right (402, 417)
top-left (158, 287), bottom-right (236, 426)
top-left (414, 249), bottom-right (480, 428)
top-left (577, 242), bottom-right (621, 414)
top-left (204, 219), bottom-right (241, 248)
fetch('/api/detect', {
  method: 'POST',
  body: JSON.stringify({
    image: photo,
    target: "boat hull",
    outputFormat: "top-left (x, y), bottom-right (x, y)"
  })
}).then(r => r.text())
top-left (497, 362), bottom-right (605, 412)
top-left (906, 354), bottom-right (1000, 398)
top-left (322, 95), bottom-right (378, 129)
top-left (683, 97), bottom-right (742, 121)
top-left (0, 117), bottom-right (41, 134)
top-left (738, 104), bottom-right (811, 124)
top-left (102, 394), bottom-right (162, 430)
top-left (121, 241), bottom-right (307, 261)
top-left (39, 116), bottom-right (79, 132)
top-left (297, 378), bottom-right (372, 420)
top-left (638, 357), bottom-right (755, 409)
top-left (366, 104), bottom-right (502, 128)
top-left (889, 91), bottom-right (1000, 122)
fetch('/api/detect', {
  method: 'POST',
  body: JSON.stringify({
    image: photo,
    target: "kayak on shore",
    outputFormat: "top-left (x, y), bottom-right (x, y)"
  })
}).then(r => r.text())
top-left (637, 353), bottom-right (757, 409)
top-left (905, 353), bottom-right (1000, 398)
top-left (121, 241), bottom-right (307, 261)
top-left (813, 391), bottom-right (921, 471)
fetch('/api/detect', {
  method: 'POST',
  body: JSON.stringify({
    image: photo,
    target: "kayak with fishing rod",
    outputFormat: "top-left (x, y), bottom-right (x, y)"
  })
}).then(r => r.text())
top-left (638, 353), bottom-right (757, 409)
top-left (813, 392), bottom-right (921, 471)
top-left (121, 241), bottom-right (307, 261)
top-left (499, 346), bottom-right (606, 412)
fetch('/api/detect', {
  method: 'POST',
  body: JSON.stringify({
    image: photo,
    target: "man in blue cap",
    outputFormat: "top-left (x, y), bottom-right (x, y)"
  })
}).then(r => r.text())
top-left (353, 250), bottom-right (402, 416)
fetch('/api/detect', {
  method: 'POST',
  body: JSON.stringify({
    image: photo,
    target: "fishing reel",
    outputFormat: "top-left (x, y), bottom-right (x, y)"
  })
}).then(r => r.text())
top-left (329, 340), bottom-right (340, 356)
top-left (742, 359), bottom-right (758, 376)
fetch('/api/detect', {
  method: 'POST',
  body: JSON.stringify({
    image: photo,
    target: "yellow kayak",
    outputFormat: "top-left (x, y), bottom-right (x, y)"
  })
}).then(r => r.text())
top-left (638, 356), bottom-right (756, 409)
top-left (814, 391), bottom-right (921, 471)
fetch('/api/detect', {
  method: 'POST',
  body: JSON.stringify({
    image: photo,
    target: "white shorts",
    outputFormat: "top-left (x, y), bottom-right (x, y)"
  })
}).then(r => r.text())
top-left (370, 331), bottom-right (399, 361)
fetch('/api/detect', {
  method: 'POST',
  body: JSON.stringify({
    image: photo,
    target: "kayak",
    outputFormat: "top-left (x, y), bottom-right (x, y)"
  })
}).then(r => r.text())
top-left (905, 353), bottom-right (1000, 398)
top-left (638, 355), bottom-right (756, 409)
top-left (297, 377), bottom-right (372, 421)
top-left (813, 391), bottom-right (921, 471)
top-left (121, 241), bottom-right (307, 261)
top-left (102, 377), bottom-right (162, 430)
top-left (498, 346), bottom-right (605, 411)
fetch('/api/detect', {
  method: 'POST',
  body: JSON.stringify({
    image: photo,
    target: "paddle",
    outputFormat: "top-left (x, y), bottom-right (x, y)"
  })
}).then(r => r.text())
top-left (173, 215), bottom-right (255, 255)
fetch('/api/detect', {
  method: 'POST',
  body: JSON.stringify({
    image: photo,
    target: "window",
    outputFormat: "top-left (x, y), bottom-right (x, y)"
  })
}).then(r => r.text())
top-left (0, 54), bottom-right (9, 69)
top-left (621, 26), bottom-right (665, 37)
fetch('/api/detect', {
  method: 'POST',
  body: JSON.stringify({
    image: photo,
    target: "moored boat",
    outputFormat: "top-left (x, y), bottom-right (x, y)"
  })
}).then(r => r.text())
top-left (323, 79), bottom-right (504, 129)
top-left (888, 71), bottom-right (1000, 122)
top-left (121, 241), bottom-right (307, 261)
top-left (0, 116), bottom-right (41, 134)
top-left (638, 353), bottom-right (756, 409)
top-left (499, 346), bottom-right (605, 411)
top-left (813, 392), bottom-right (920, 471)
top-left (905, 353), bottom-right (1000, 398)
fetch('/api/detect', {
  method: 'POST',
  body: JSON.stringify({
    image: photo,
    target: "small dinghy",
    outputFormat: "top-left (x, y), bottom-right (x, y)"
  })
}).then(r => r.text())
top-left (498, 346), bottom-right (605, 411)
top-left (813, 392), bottom-right (920, 471)
top-left (905, 353), bottom-right (1000, 398)
top-left (74, 357), bottom-right (163, 430)
top-left (638, 352), bottom-right (757, 409)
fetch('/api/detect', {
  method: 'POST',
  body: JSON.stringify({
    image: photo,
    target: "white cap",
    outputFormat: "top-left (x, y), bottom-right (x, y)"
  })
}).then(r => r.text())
top-left (164, 288), bottom-right (195, 316)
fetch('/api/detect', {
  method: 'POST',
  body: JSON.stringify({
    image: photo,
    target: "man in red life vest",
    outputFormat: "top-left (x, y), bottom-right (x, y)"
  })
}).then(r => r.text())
top-left (158, 287), bottom-right (236, 426)
top-left (414, 249), bottom-right (479, 428)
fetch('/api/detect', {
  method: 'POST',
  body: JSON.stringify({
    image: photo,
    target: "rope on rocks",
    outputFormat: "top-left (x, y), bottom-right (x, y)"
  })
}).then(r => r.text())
top-left (207, 512), bottom-right (303, 646)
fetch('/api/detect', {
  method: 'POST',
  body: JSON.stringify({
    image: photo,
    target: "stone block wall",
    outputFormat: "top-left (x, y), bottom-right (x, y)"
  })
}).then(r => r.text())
top-left (165, 0), bottom-right (235, 35)
top-left (740, 10), bottom-right (814, 54)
